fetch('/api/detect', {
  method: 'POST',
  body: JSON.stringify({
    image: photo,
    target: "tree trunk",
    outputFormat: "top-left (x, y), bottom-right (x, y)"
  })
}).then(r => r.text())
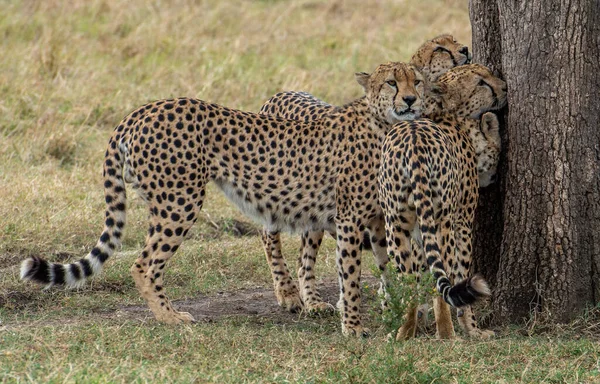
top-left (469, 0), bottom-right (505, 289)
top-left (469, 0), bottom-right (600, 323)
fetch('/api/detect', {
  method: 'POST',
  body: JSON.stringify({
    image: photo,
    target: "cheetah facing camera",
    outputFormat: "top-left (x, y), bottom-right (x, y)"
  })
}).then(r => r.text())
top-left (378, 64), bottom-right (507, 340)
top-left (258, 34), bottom-right (472, 314)
top-left (20, 62), bottom-right (424, 337)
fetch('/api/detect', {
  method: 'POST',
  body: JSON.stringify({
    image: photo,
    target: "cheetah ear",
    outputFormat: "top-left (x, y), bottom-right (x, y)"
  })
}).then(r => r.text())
top-left (480, 112), bottom-right (501, 146)
top-left (428, 81), bottom-right (447, 97)
top-left (425, 81), bottom-right (446, 109)
top-left (480, 112), bottom-right (499, 135)
top-left (435, 82), bottom-right (459, 112)
top-left (355, 72), bottom-right (370, 92)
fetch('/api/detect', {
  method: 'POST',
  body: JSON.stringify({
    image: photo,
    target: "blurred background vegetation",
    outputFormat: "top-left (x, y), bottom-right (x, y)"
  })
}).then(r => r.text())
top-left (0, 0), bottom-right (470, 266)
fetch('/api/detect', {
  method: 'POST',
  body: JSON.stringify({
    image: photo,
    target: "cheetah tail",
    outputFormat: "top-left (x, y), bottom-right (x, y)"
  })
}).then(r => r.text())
top-left (20, 138), bottom-right (127, 288)
top-left (411, 169), bottom-right (490, 308)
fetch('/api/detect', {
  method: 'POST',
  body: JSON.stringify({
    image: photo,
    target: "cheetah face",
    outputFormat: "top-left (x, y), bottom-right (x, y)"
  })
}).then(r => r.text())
top-left (410, 34), bottom-right (472, 82)
top-left (355, 62), bottom-right (425, 126)
top-left (471, 112), bottom-right (501, 187)
top-left (434, 64), bottom-right (508, 119)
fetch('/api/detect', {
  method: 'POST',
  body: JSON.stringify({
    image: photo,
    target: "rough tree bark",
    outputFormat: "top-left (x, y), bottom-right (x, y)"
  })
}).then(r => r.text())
top-left (469, 0), bottom-right (505, 289)
top-left (469, 0), bottom-right (600, 323)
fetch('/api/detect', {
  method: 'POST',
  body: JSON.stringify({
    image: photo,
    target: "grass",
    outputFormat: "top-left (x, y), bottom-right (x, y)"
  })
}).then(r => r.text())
top-left (1, 0), bottom-right (599, 382)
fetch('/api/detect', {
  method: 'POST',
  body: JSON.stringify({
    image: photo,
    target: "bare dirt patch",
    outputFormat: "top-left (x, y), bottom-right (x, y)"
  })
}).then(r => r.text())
top-left (116, 276), bottom-right (379, 324)
top-left (1, 275), bottom-right (379, 331)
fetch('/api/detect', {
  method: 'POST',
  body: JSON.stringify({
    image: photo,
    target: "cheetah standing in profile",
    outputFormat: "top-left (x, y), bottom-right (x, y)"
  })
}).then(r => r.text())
top-left (21, 61), bottom-right (425, 337)
top-left (258, 35), bottom-right (473, 313)
top-left (380, 64), bottom-right (507, 339)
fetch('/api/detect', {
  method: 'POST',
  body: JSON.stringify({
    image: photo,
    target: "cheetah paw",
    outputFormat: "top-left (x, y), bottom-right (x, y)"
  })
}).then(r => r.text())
top-left (159, 310), bottom-right (196, 325)
top-left (342, 323), bottom-right (370, 338)
top-left (304, 300), bottom-right (335, 315)
top-left (278, 292), bottom-right (303, 314)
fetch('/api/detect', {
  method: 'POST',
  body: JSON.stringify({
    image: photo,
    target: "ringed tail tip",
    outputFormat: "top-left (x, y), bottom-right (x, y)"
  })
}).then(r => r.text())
top-left (446, 274), bottom-right (491, 307)
top-left (20, 256), bottom-right (51, 284)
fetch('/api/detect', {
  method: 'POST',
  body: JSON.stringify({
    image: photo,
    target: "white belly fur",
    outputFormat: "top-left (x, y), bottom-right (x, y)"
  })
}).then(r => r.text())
top-left (214, 179), bottom-right (335, 234)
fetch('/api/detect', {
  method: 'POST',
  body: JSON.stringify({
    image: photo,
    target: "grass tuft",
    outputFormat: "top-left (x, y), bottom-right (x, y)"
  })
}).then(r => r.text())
top-left (370, 263), bottom-right (437, 336)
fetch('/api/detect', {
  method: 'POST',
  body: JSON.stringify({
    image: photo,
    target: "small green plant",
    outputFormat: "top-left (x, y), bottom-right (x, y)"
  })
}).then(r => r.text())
top-left (371, 261), bottom-right (437, 335)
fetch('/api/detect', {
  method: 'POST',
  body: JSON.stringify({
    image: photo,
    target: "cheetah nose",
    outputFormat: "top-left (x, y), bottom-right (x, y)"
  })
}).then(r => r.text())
top-left (459, 46), bottom-right (469, 56)
top-left (403, 96), bottom-right (416, 107)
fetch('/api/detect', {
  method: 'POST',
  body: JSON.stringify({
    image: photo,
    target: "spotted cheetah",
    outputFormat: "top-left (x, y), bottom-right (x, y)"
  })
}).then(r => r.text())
top-left (20, 62), bottom-right (424, 337)
top-left (259, 35), bottom-right (472, 313)
top-left (378, 64), bottom-right (507, 340)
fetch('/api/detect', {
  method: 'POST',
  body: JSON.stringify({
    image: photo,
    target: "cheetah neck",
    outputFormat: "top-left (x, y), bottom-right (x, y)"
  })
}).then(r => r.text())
top-left (347, 97), bottom-right (390, 141)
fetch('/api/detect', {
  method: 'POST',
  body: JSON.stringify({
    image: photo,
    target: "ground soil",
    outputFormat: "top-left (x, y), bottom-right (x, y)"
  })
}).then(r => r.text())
top-left (1, 275), bottom-right (380, 330)
top-left (116, 276), bottom-right (379, 324)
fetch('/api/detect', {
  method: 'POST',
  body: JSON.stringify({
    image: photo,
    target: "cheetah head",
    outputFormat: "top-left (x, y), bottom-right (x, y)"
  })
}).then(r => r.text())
top-left (410, 34), bottom-right (472, 83)
top-left (428, 63), bottom-right (507, 118)
top-left (471, 112), bottom-right (501, 187)
top-left (355, 62), bottom-right (425, 126)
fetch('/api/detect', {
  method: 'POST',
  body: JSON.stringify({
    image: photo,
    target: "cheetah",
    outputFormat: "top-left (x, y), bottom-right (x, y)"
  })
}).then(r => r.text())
top-left (259, 35), bottom-right (472, 313)
top-left (378, 64), bottom-right (507, 340)
top-left (20, 62), bottom-right (424, 337)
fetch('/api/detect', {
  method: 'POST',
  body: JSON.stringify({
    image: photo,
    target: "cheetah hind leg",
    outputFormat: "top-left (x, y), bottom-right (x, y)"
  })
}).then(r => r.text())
top-left (433, 296), bottom-right (455, 339)
top-left (132, 204), bottom-right (199, 324)
top-left (261, 230), bottom-right (302, 313)
top-left (396, 303), bottom-right (419, 340)
top-left (457, 306), bottom-right (495, 339)
top-left (298, 230), bottom-right (334, 314)
top-left (365, 221), bottom-right (391, 311)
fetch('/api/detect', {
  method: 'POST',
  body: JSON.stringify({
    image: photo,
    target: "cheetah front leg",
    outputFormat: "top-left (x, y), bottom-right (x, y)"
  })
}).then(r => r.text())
top-left (261, 230), bottom-right (302, 313)
top-left (453, 220), bottom-right (494, 339)
top-left (336, 220), bottom-right (368, 337)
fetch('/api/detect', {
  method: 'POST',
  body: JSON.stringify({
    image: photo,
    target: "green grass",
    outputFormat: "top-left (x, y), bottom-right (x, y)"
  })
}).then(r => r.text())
top-left (1, 0), bottom-right (599, 382)
top-left (2, 320), bottom-right (600, 383)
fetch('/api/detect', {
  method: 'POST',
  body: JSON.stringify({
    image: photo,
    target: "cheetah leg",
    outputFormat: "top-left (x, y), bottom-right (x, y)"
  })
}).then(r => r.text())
top-left (386, 223), bottom-right (419, 340)
top-left (396, 303), bottom-right (419, 341)
top-left (432, 215), bottom-right (455, 339)
top-left (457, 306), bottom-right (495, 339)
top-left (261, 230), bottom-right (302, 313)
top-left (365, 220), bottom-right (390, 310)
top-left (131, 202), bottom-right (199, 324)
top-left (433, 296), bottom-right (455, 339)
top-left (411, 240), bottom-right (432, 332)
top-left (382, 187), bottom-right (422, 340)
top-left (336, 220), bottom-right (368, 337)
top-left (131, 227), bottom-right (155, 293)
top-left (453, 220), bottom-right (493, 338)
top-left (385, 214), bottom-right (421, 340)
top-left (297, 230), bottom-right (332, 313)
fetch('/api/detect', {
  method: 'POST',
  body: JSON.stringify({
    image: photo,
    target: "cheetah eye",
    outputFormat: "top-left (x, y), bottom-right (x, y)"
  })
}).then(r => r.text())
top-left (478, 79), bottom-right (488, 87)
top-left (386, 80), bottom-right (397, 87)
top-left (433, 46), bottom-right (450, 54)
top-left (414, 79), bottom-right (422, 86)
